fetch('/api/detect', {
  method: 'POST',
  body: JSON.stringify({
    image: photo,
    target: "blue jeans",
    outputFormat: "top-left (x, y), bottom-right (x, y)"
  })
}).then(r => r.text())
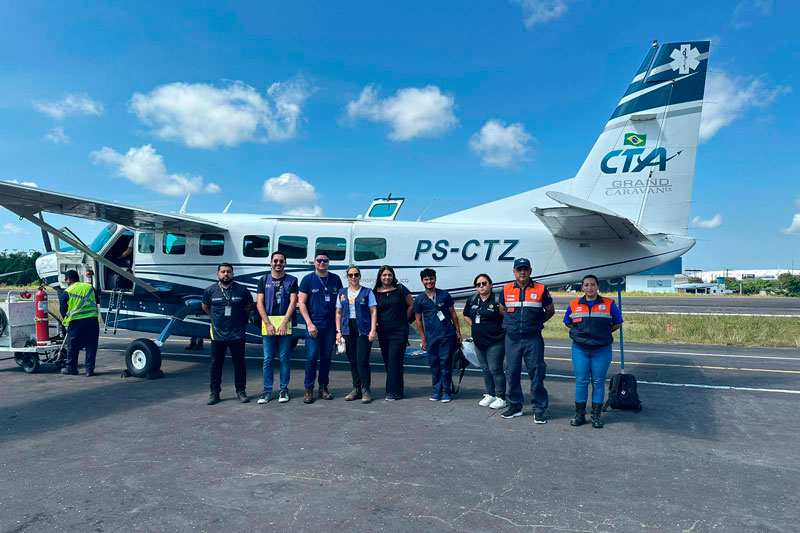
top-left (428, 335), bottom-right (455, 395)
top-left (304, 325), bottom-right (336, 388)
top-left (571, 343), bottom-right (613, 404)
top-left (262, 334), bottom-right (292, 392)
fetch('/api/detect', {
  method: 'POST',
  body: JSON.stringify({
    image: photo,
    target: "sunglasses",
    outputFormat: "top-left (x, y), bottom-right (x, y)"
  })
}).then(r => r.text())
top-left (475, 281), bottom-right (489, 287)
top-left (272, 259), bottom-right (285, 264)
top-left (315, 258), bottom-right (329, 263)
top-left (347, 273), bottom-right (361, 278)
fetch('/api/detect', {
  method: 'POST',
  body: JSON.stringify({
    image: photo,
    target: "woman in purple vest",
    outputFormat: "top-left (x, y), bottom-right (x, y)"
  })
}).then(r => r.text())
top-left (336, 266), bottom-right (377, 403)
top-left (256, 251), bottom-right (299, 404)
top-left (563, 274), bottom-right (623, 428)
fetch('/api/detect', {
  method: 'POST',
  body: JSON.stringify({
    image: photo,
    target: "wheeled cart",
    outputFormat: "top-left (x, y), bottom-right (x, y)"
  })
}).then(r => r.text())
top-left (0, 290), bottom-right (66, 373)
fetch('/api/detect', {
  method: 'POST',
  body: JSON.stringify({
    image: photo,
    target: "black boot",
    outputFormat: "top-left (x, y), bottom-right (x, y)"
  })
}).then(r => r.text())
top-left (591, 402), bottom-right (604, 428)
top-left (570, 401), bottom-right (586, 426)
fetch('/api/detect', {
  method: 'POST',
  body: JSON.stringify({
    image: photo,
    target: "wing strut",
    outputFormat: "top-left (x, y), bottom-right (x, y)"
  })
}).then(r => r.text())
top-left (19, 213), bottom-right (159, 294)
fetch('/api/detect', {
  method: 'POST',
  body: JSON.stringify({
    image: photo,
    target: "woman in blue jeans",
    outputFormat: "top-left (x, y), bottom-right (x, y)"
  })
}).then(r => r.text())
top-left (563, 274), bottom-right (622, 428)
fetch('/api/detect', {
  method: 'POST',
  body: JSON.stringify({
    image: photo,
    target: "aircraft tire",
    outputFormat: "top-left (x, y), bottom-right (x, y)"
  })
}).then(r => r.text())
top-left (14, 352), bottom-right (25, 367)
top-left (21, 353), bottom-right (40, 374)
top-left (125, 339), bottom-right (162, 378)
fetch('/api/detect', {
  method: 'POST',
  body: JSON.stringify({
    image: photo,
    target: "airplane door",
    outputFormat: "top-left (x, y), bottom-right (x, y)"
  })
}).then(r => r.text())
top-left (52, 227), bottom-right (96, 288)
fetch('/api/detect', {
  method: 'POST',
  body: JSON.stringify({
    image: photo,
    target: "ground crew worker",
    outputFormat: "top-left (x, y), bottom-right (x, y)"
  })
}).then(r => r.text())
top-left (564, 274), bottom-right (623, 428)
top-left (298, 252), bottom-right (343, 403)
top-left (202, 263), bottom-right (254, 405)
top-left (59, 269), bottom-right (100, 376)
top-left (414, 268), bottom-right (462, 403)
top-left (500, 258), bottom-right (555, 423)
top-left (256, 251), bottom-right (298, 404)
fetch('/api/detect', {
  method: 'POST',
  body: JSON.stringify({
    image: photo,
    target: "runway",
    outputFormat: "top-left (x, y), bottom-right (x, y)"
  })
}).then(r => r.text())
top-left (2, 332), bottom-right (798, 531)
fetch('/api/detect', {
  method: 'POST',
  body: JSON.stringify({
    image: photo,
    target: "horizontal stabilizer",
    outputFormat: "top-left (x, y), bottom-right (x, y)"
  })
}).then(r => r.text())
top-left (533, 191), bottom-right (651, 243)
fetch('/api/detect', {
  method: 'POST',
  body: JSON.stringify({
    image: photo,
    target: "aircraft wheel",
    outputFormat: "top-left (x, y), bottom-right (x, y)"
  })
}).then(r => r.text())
top-left (22, 353), bottom-right (40, 374)
top-left (14, 352), bottom-right (25, 367)
top-left (125, 339), bottom-right (162, 378)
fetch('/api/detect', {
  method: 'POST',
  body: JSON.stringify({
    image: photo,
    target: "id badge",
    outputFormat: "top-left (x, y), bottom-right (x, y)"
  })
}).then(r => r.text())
top-left (276, 292), bottom-right (282, 306)
top-left (437, 310), bottom-right (446, 322)
top-left (224, 306), bottom-right (232, 317)
top-left (325, 294), bottom-right (331, 302)
top-left (475, 314), bottom-right (481, 324)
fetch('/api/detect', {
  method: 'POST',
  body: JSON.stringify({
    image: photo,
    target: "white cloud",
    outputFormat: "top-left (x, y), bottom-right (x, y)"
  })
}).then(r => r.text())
top-left (700, 70), bottom-right (790, 142)
top-left (782, 214), bottom-right (800, 236)
top-left (44, 126), bottom-right (70, 144)
top-left (731, 0), bottom-right (772, 29)
top-left (262, 173), bottom-right (318, 205)
top-left (691, 214), bottom-right (723, 229)
top-left (284, 205), bottom-right (323, 217)
top-left (0, 223), bottom-right (25, 235)
top-left (90, 144), bottom-right (220, 197)
top-left (33, 94), bottom-right (104, 119)
top-left (346, 85), bottom-right (457, 141)
top-left (469, 119), bottom-right (532, 168)
top-left (130, 78), bottom-right (310, 149)
top-left (3, 179), bottom-right (38, 188)
top-left (511, 0), bottom-right (568, 28)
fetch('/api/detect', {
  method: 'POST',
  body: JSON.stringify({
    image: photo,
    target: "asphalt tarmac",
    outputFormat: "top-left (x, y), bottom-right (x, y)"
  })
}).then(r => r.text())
top-left (2, 333), bottom-right (799, 532)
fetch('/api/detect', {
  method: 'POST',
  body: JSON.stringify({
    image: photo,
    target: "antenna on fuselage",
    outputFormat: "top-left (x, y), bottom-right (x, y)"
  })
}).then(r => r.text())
top-left (179, 193), bottom-right (190, 214)
top-left (222, 200), bottom-right (232, 214)
top-left (417, 198), bottom-right (435, 222)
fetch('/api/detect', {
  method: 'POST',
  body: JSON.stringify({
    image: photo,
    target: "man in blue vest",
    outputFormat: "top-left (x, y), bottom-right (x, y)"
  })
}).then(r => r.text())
top-left (256, 251), bottom-right (298, 404)
top-left (298, 251), bottom-right (343, 403)
top-left (59, 269), bottom-right (99, 376)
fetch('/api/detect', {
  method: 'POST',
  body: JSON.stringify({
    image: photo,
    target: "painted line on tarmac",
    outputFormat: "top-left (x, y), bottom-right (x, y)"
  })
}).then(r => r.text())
top-left (622, 311), bottom-right (800, 317)
top-left (545, 345), bottom-right (799, 362)
top-left (542, 356), bottom-right (800, 375)
top-left (104, 349), bottom-right (800, 396)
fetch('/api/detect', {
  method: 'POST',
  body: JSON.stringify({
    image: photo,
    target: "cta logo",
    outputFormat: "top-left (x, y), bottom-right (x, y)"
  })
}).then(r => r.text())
top-left (600, 147), bottom-right (682, 174)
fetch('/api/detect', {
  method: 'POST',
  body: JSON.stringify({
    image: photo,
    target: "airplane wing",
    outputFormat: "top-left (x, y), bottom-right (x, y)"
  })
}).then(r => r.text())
top-left (533, 191), bottom-right (652, 243)
top-left (0, 181), bottom-right (226, 233)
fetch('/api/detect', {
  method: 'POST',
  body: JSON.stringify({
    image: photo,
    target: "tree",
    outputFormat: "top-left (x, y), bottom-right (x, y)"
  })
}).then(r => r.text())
top-left (0, 250), bottom-right (42, 286)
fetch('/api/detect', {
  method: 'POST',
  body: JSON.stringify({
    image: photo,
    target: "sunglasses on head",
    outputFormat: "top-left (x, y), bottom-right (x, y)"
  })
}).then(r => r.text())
top-left (315, 258), bottom-right (329, 263)
top-left (347, 272), bottom-right (360, 277)
top-left (475, 281), bottom-right (489, 287)
top-left (272, 259), bottom-right (285, 264)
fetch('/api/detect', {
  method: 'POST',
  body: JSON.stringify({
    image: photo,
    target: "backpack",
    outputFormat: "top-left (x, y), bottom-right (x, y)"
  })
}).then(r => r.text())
top-left (450, 344), bottom-right (470, 394)
top-left (603, 372), bottom-right (642, 412)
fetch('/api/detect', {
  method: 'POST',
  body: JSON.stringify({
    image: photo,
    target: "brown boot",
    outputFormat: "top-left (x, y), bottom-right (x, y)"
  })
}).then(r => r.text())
top-left (303, 386), bottom-right (315, 404)
top-left (361, 388), bottom-right (372, 404)
top-left (344, 387), bottom-right (362, 401)
top-left (319, 384), bottom-right (334, 400)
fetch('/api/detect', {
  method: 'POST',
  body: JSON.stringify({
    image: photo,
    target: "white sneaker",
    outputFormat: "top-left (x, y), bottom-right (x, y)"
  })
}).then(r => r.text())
top-left (479, 394), bottom-right (496, 407)
top-left (489, 397), bottom-right (508, 410)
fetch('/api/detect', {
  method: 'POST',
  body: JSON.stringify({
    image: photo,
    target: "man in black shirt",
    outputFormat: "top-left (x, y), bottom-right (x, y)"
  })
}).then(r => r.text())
top-left (202, 263), bottom-right (254, 405)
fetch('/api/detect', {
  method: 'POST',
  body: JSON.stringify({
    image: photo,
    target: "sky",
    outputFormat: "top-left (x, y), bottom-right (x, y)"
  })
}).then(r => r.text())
top-left (0, 0), bottom-right (797, 271)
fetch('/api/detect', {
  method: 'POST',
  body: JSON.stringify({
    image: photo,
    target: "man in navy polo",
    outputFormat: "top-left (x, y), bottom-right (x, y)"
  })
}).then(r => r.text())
top-left (298, 252), bottom-right (343, 403)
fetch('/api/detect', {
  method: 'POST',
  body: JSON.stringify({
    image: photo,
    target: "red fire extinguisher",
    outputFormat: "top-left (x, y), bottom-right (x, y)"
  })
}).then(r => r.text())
top-left (35, 284), bottom-right (50, 346)
top-left (86, 269), bottom-right (94, 288)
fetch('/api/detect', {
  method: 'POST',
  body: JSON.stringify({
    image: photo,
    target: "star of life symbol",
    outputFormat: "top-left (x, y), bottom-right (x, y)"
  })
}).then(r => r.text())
top-left (669, 44), bottom-right (701, 74)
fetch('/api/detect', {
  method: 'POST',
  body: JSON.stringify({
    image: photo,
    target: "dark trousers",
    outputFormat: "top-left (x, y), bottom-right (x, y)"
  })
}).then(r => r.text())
top-left (428, 335), bottom-right (455, 395)
top-left (476, 340), bottom-right (506, 399)
top-left (210, 338), bottom-right (247, 393)
top-left (344, 319), bottom-right (372, 390)
top-left (378, 327), bottom-right (407, 399)
top-left (505, 334), bottom-right (548, 412)
top-left (65, 317), bottom-right (99, 372)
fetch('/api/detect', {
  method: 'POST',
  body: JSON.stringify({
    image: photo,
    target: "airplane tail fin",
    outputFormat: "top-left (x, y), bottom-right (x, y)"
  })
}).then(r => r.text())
top-left (569, 40), bottom-right (710, 236)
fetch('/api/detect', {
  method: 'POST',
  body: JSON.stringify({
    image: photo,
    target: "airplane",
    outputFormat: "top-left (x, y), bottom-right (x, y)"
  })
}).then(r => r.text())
top-left (0, 40), bottom-right (710, 377)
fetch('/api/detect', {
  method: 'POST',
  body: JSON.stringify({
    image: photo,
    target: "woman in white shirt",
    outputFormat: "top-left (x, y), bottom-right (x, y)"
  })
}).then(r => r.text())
top-left (336, 266), bottom-right (378, 403)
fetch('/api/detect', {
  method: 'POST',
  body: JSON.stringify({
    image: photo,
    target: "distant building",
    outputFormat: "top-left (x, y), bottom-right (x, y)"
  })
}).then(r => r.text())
top-left (625, 257), bottom-right (684, 293)
top-left (697, 270), bottom-right (791, 282)
top-left (675, 282), bottom-right (727, 295)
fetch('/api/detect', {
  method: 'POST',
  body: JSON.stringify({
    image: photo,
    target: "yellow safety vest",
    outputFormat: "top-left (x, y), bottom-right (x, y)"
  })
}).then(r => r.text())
top-left (63, 282), bottom-right (99, 326)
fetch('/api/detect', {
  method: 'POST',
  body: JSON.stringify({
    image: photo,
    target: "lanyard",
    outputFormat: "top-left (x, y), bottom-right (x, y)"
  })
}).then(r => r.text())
top-left (219, 283), bottom-right (233, 304)
top-left (315, 272), bottom-right (329, 292)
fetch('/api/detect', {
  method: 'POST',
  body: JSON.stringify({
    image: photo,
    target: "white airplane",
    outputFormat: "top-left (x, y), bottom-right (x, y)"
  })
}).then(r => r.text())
top-left (0, 40), bottom-right (710, 376)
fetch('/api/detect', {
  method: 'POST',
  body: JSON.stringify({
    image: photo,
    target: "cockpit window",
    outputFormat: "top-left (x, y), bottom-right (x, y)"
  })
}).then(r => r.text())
top-left (90, 223), bottom-right (118, 253)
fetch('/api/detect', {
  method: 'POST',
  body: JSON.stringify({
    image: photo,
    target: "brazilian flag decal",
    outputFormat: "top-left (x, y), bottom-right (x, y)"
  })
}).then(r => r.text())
top-left (624, 133), bottom-right (646, 146)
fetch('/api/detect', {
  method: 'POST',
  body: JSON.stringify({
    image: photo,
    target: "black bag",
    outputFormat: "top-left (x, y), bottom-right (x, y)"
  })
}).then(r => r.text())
top-left (603, 372), bottom-right (642, 412)
top-left (450, 344), bottom-right (470, 394)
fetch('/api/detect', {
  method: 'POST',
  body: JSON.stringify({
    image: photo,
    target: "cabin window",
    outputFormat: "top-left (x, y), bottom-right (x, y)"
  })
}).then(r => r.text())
top-left (315, 237), bottom-right (346, 261)
top-left (354, 238), bottom-right (386, 261)
top-left (137, 233), bottom-right (155, 254)
top-left (278, 236), bottom-right (308, 259)
top-left (243, 235), bottom-right (270, 257)
top-left (200, 234), bottom-right (225, 256)
top-left (163, 233), bottom-right (186, 255)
